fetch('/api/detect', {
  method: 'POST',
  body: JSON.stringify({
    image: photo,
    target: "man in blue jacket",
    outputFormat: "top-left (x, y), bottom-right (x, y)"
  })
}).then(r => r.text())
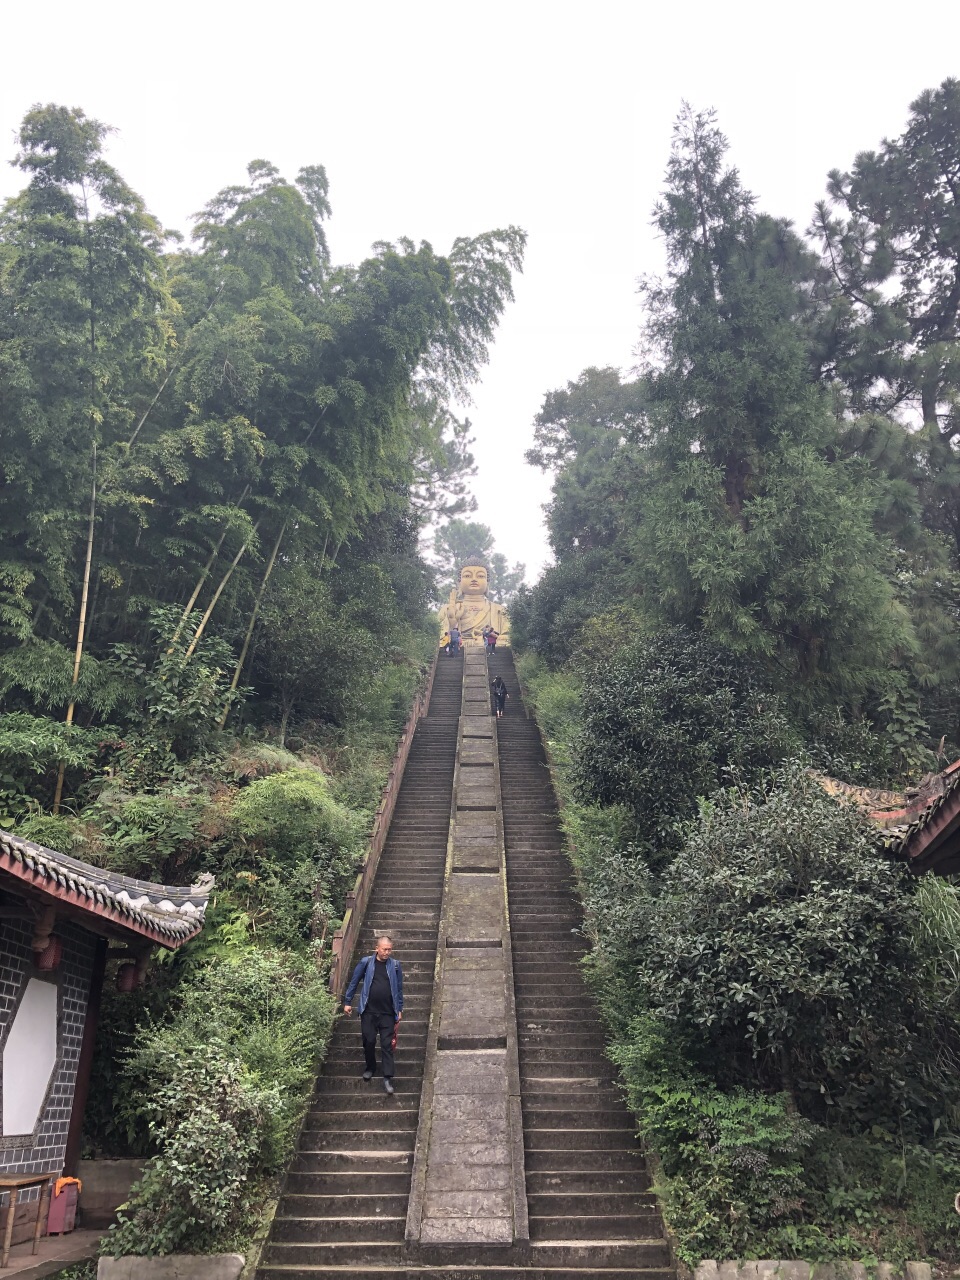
top-left (343, 935), bottom-right (403, 1095)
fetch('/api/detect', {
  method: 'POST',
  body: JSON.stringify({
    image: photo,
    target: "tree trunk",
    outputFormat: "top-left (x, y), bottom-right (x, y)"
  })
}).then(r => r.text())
top-left (780, 1053), bottom-right (798, 1115)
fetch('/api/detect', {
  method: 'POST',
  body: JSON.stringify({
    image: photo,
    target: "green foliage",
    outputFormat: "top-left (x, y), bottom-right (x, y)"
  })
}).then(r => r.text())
top-left (509, 551), bottom-right (626, 667)
top-left (0, 98), bottom-right (519, 1264)
top-left (107, 950), bottom-right (334, 1256)
top-left (0, 103), bottom-right (522, 815)
top-left (89, 787), bottom-right (207, 881)
top-left (227, 768), bottom-right (362, 940)
top-left (230, 767), bottom-right (359, 865)
top-left (0, 712), bottom-right (104, 821)
top-left (572, 627), bottom-right (797, 852)
top-left (638, 766), bottom-right (955, 1122)
top-left (612, 1014), bottom-right (814, 1264)
top-left (912, 874), bottom-right (960, 1011)
top-left (520, 650), bottom-right (960, 1265)
top-left (107, 1045), bottom-right (269, 1256)
top-left (54, 1265), bottom-right (97, 1280)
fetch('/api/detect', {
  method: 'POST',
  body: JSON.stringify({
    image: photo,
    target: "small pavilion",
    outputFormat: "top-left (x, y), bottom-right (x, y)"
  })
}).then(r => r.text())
top-left (0, 829), bottom-right (209, 1241)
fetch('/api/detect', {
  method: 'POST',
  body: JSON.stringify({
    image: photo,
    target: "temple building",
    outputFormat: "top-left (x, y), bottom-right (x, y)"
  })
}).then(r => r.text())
top-left (0, 829), bottom-right (209, 1237)
top-left (819, 758), bottom-right (960, 877)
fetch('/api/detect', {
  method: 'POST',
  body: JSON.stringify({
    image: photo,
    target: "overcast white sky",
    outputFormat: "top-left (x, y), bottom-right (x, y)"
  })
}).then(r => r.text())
top-left (2, 0), bottom-right (958, 581)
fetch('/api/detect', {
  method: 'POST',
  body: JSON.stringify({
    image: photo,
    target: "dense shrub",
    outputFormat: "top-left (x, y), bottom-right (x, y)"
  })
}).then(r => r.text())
top-left (0, 712), bottom-right (105, 821)
top-left (227, 768), bottom-right (363, 939)
top-left (572, 626), bottom-right (797, 853)
top-left (107, 950), bottom-right (335, 1256)
top-left (108, 1046), bottom-right (267, 1256)
top-left (509, 550), bottom-right (625, 668)
top-left (611, 1013), bottom-right (814, 1264)
top-left (638, 765), bottom-right (957, 1123)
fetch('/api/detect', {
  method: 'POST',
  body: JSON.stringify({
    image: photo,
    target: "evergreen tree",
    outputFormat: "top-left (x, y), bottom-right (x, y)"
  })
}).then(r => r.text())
top-left (631, 108), bottom-right (917, 706)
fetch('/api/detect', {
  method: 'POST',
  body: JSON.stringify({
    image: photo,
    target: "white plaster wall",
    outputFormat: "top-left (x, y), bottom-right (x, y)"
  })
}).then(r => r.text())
top-left (3, 977), bottom-right (58, 1135)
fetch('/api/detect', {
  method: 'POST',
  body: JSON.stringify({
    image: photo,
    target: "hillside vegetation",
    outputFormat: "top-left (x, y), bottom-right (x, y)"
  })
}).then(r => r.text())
top-left (0, 104), bottom-right (524, 1255)
top-left (513, 83), bottom-right (960, 1265)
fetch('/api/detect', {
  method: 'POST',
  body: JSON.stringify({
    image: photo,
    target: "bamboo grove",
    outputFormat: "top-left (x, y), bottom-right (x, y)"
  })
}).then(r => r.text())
top-left (0, 104), bottom-right (525, 815)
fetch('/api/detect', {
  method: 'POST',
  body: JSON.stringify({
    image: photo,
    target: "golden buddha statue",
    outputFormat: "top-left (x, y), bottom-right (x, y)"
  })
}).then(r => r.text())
top-left (439, 559), bottom-right (510, 644)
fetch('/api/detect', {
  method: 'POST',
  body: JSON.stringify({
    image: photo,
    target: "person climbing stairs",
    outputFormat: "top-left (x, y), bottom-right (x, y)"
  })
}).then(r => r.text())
top-left (257, 656), bottom-right (461, 1276)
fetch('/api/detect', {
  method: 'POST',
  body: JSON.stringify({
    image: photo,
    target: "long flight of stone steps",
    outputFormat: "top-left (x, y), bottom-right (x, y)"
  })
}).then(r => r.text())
top-left (491, 647), bottom-right (673, 1280)
top-left (257, 644), bottom-right (675, 1279)
top-left (257, 655), bottom-right (462, 1278)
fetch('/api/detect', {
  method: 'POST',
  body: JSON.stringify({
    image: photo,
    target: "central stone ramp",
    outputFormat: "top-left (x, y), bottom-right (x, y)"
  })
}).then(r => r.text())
top-left (406, 643), bottom-right (528, 1250)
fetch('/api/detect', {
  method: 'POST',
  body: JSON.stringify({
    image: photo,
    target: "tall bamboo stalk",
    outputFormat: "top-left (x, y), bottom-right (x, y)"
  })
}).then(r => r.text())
top-left (166, 486), bottom-right (252, 654)
top-left (182, 520), bottom-right (261, 663)
top-left (53, 444), bottom-right (97, 814)
top-left (220, 520), bottom-right (288, 727)
top-left (125, 283), bottom-right (225, 451)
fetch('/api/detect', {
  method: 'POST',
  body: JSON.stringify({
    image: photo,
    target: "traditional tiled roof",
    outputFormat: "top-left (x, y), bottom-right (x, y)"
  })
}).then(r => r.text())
top-left (0, 829), bottom-right (211, 948)
top-left (818, 759), bottom-right (960, 876)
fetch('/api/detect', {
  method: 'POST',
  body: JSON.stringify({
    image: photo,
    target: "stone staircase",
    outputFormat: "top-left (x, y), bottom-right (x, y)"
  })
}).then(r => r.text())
top-left (257, 655), bottom-right (461, 1278)
top-left (491, 647), bottom-right (672, 1280)
top-left (257, 645), bottom-right (675, 1279)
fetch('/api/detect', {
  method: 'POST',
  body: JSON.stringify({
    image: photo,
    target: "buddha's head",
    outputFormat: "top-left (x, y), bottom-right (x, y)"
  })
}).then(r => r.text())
top-left (459, 559), bottom-right (489, 599)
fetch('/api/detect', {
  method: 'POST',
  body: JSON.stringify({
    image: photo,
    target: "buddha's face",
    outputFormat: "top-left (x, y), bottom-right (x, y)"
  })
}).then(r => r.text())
top-left (459, 565), bottom-right (488, 598)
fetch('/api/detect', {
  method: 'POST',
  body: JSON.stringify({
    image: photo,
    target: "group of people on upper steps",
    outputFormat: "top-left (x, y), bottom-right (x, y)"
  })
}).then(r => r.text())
top-left (438, 623), bottom-right (499, 657)
top-left (440, 625), bottom-right (462, 655)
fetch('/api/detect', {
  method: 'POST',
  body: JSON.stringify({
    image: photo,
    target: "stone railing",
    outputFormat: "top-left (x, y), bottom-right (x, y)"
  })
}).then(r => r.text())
top-left (328, 653), bottom-right (438, 998)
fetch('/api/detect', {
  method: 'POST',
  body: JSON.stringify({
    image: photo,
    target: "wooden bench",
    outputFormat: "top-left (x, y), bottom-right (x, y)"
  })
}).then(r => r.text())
top-left (0, 1174), bottom-right (54, 1268)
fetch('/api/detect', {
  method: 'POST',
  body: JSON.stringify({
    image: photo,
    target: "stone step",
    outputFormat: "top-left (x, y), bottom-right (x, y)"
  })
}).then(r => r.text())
top-left (282, 1172), bottom-right (412, 1196)
top-left (259, 1269), bottom-right (673, 1280)
top-left (300, 1108), bottom-right (419, 1132)
top-left (519, 1050), bottom-right (614, 1066)
top-left (275, 1193), bottom-right (408, 1220)
top-left (315, 1075), bottom-right (423, 1096)
top-left (530, 1215), bottom-right (662, 1242)
top-left (524, 1109), bottom-right (635, 1130)
top-left (292, 1150), bottom-right (414, 1174)
top-left (527, 1170), bottom-right (653, 1194)
top-left (524, 1129), bottom-right (639, 1152)
top-left (517, 1034), bottom-right (603, 1050)
top-left (523, 1149), bottom-right (648, 1174)
top-left (262, 1240), bottom-right (671, 1268)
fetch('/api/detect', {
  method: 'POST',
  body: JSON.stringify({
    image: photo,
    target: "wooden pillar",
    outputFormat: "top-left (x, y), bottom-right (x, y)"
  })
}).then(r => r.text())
top-left (63, 937), bottom-right (107, 1177)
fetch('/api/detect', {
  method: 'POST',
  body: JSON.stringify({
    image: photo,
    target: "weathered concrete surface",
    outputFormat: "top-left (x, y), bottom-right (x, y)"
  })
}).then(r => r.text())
top-left (452, 842), bottom-right (498, 871)
top-left (461, 720), bottom-right (493, 738)
top-left (457, 771), bottom-right (497, 808)
top-left (0, 1227), bottom-right (100, 1278)
top-left (695, 1264), bottom-right (932, 1280)
top-left (446, 873), bottom-right (502, 943)
top-left (406, 671), bottom-right (527, 1251)
top-left (99, 1256), bottom-right (244, 1280)
top-left (460, 737), bottom-right (495, 763)
top-left (78, 1157), bottom-right (145, 1227)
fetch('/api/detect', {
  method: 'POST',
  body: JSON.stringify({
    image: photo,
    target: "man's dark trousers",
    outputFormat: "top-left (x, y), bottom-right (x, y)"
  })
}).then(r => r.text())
top-left (361, 1009), bottom-right (395, 1078)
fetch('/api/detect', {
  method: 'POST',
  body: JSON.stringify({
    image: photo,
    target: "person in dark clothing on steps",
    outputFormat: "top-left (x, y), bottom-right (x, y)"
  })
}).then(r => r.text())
top-left (343, 935), bottom-right (404, 1094)
top-left (491, 675), bottom-right (508, 717)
